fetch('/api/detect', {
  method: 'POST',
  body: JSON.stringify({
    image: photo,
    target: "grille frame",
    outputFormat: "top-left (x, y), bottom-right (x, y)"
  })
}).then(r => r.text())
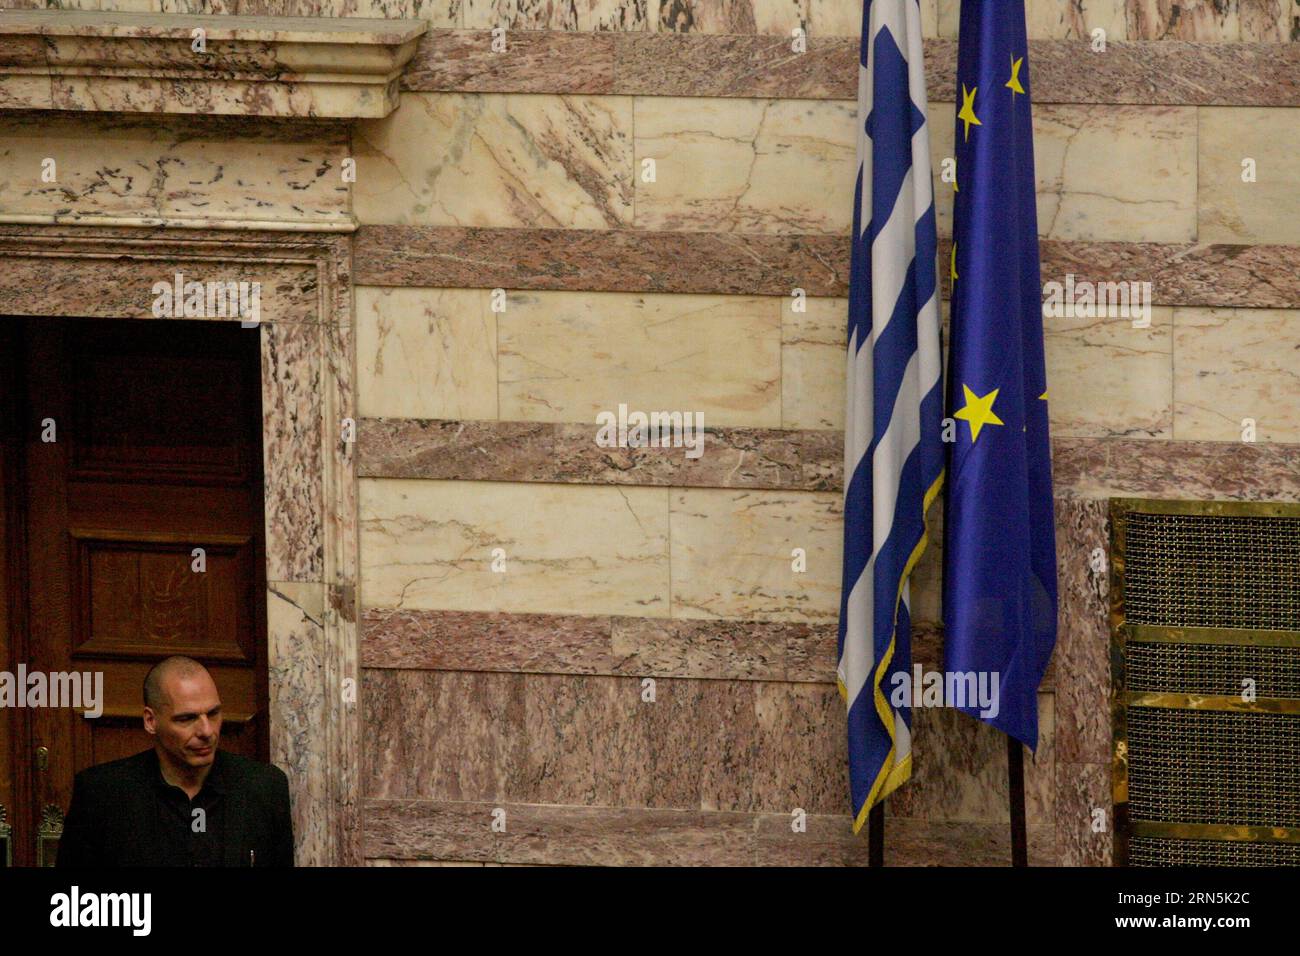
top-left (1110, 498), bottom-right (1300, 868)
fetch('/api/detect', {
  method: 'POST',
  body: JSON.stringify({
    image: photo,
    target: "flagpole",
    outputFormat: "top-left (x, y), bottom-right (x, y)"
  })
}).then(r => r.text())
top-left (868, 803), bottom-right (884, 867)
top-left (1007, 735), bottom-right (1027, 866)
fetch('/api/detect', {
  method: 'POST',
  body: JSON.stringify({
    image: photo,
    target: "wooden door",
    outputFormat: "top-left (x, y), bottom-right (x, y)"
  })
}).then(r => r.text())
top-left (0, 315), bottom-right (267, 866)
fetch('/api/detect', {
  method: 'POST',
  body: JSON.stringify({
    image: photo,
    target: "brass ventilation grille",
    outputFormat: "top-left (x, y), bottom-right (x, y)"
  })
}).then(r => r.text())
top-left (1122, 511), bottom-right (1300, 631)
top-left (1126, 709), bottom-right (1300, 828)
top-left (1112, 499), bottom-right (1300, 868)
top-left (1125, 641), bottom-right (1300, 698)
top-left (1130, 838), bottom-right (1300, 867)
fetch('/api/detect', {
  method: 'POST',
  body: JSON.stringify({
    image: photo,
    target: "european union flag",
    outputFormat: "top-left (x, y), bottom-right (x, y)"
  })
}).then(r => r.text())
top-left (943, 0), bottom-right (1057, 749)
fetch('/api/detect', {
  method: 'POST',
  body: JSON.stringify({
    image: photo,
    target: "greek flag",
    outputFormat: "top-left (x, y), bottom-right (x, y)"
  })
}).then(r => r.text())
top-left (837, 0), bottom-right (944, 832)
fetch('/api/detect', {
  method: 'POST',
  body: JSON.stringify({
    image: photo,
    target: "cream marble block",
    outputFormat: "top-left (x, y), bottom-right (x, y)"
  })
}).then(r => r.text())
top-left (670, 488), bottom-right (842, 622)
top-left (780, 296), bottom-right (947, 433)
top-left (804, 2), bottom-right (937, 43)
top-left (467, 0), bottom-right (650, 28)
top-left (267, 580), bottom-right (328, 867)
top-left (0, 0), bottom-right (102, 8)
top-left (356, 287), bottom-right (497, 421)
top-left (1127, 0), bottom-right (1238, 39)
top-left (497, 290), bottom-right (782, 427)
top-left (353, 92), bottom-right (634, 228)
top-left (1043, 305), bottom-right (1173, 438)
top-left (941, 0), bottom-right (1280, 40)
top-left (936, 0), bottom-right (956, 37)
top-left (1173, 308), bottom-right (1300, 442)
top-left (360, 478), bottom-right (672, 615)
top-left (634, 96), bottom-right (857, 235)
top-left (909, 495), bottom-right (942, 622)
top-left (1027, 0), bottom-right (1128, 39)
top-left (644, 98), bottom-right (1190, 240)
top-left (1237, 0), bottom-right (1293, 41)
top-left (1199, 107), bottom-right (1300, 245)
top-left (0, 113), bottom-right (350, 230)
top-left (324, 0), bottom-right (459, 25)
top-left (928, 102), bottom-right (955, 236)
top-left (749, 0), bottom-right (809, 35)
top-left (467, 0), bottom-right (645, 30)
top-left (648, 0), bottom-right (805, 33)
top-left (1034, 105), bottom-right (1196, 242)
top-left (931, 103), bottom-right (1195, 243)
top-left (1126, 0), bottom-right (1290, 40)
top-left (63, 0), bottom-right (460, 21)
top-left (1010, 0), bottom-right (1129, 39)
top-left (919, 0), bottom-right (937, 37)
top-left (782, 295), bottom-right (845, 430)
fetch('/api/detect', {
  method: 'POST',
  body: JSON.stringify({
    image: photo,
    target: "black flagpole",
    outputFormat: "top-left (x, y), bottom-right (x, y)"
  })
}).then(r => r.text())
top-left (868, 802), bottom-right (884, 866)
top-left (1007, 735), bottom-right (1028, 866)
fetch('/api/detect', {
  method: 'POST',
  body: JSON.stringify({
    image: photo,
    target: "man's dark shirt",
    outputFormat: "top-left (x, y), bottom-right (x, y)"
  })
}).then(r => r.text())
top-left (152, 749), bottom-right (226, 867)
top-left (56, 748), bottom-right (293, 867)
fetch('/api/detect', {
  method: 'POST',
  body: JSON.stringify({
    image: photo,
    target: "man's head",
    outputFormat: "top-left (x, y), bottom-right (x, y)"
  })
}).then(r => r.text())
top-left (143, 656), bottom-right (222, 772)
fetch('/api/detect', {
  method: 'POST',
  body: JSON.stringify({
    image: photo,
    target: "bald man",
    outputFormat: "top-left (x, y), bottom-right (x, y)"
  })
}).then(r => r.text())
top-left (56, 656), bottom-right (294, 867)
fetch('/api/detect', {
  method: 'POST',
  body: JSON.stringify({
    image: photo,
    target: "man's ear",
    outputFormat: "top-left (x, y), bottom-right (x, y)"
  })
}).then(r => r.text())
top-left (143, 706), bottom-right (157, 736)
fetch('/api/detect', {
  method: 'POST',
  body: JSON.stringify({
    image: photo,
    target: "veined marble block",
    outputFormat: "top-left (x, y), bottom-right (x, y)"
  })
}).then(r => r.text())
top-left (634, 96), bottom-right (857, 234)
top-left (1173, 307), bottom-right (1300, 442)
top-left (669, 488), bottom-right (842, 622)
top-left (1043, 305), bottom-right (1174, 438)
top-left (353, 91), bottom-right (634, 228)
top-left (356, 287), bottom-right (498, 420)
top-left (1199, 106), bottom-right (1300, 245)
top-left (497, 290), bottom-right (782, 427)
top-left (359, 478), bottom-right (672, 615)
top-left (781, 295), bottom-right (846, 430)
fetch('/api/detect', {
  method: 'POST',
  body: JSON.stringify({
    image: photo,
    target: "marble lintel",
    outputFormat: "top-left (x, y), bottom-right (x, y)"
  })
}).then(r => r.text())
top-left (0, 10), bottom-right (427, 118)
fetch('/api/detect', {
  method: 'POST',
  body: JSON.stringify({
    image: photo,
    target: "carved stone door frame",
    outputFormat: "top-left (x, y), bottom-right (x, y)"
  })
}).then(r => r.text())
top-left (0, 224), bottom-right (359, 866)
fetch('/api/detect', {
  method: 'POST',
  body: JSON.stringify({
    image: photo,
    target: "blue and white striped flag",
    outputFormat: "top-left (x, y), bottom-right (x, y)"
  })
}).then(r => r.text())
top-left (837, 0), bottom-right (945, 832)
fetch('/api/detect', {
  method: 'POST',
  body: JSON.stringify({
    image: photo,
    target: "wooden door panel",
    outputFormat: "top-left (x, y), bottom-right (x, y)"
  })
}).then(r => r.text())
top-left (68, 321), bottom-right (256, 484)
top-left (67, 483), bottom-right (262, 534)
top-left (71, 529), bottom-right (256, 661)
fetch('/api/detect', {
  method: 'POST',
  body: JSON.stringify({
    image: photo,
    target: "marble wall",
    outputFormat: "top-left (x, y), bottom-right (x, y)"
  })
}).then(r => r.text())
top-left (347, 4), bottom-right (1300, 867)
top-left (7, 0), bottom-right (1294, 866)
top-left (12, 0), bottom-right (1291, 40)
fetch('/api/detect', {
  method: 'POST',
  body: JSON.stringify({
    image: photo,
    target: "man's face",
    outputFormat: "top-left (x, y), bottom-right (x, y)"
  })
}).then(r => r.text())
top-left (145, 672), bottom-right (223, 770)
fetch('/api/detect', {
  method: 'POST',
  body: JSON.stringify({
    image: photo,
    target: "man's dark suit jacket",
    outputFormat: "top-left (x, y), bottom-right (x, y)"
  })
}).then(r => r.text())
top-left (56, 748), bottom-right (294, 867)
